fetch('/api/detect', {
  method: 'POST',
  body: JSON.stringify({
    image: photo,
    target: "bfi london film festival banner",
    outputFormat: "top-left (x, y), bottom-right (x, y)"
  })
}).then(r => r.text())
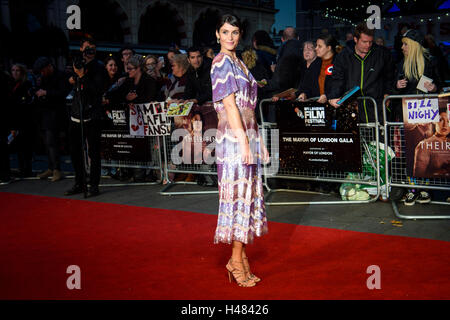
top-left (276, 99), bottom-right (362, 172)
top-left (100, 103), bottom-right (152, 163)
top-left (402, 96), bottom-right (450, 179)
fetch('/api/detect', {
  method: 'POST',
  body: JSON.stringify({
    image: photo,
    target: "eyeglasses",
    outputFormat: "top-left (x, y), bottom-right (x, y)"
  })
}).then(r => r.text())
top-left (128, 67), bottom-right (136, 71)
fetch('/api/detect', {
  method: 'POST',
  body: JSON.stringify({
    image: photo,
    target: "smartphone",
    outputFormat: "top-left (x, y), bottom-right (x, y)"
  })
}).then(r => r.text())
top-left (158, 56), bottom-right (165, 68)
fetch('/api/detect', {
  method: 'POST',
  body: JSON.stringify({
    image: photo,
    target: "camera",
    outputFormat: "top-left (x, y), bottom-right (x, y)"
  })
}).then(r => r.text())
top-left (72, 52), bottom-right (86, 70)
top-left (83, 47), bottom-right (96, 56)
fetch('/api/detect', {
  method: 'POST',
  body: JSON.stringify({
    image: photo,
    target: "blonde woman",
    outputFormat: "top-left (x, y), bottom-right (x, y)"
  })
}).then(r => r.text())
top-left (395, 30), bottom-right (440, 95)
top-left (394, 30), bottom-right (441, 207)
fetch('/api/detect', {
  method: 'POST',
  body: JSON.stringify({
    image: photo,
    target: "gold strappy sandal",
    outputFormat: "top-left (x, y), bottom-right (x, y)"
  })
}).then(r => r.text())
top-left (226, 259), bottom-right (256, 287)
top-left (242, 257), bottom-right (261, 282)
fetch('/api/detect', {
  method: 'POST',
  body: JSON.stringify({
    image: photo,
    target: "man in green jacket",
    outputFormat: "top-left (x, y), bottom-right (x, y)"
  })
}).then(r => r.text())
top-left (328, 23), bottom-right (395, 124)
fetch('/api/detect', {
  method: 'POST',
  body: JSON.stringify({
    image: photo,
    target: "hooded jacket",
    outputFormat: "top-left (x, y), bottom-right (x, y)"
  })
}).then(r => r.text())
top-left (327, 43), bottom-right (395, 123)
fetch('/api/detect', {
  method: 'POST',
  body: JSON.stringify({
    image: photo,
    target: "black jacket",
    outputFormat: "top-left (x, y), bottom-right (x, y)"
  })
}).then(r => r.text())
top-left (183, 58), bottom-right (212, 105)
top-left (10, 80), bottom-right (33, 129)
top-left (37, 70), bottom-right (71, 129)
top-left (1, 71), bottom-right (13, 132)
top-left (255, 46), bottom-right (277, 77)
top-left (394, 56), bottom-right (441, 95)
top-left (71, 69), bottom-right (106, 121)
top-left (297, 56), bottom-right (336, 99)
top-left (327, 43), bottom-right (395, 123)
top-left (265, 39), bottom-right (304, 93)
top-left (109, 72), bottom-right (157, 104)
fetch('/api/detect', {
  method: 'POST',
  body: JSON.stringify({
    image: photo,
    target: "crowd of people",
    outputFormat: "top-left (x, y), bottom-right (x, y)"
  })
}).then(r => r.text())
top-left (0, 22), bottom-right (448, 202)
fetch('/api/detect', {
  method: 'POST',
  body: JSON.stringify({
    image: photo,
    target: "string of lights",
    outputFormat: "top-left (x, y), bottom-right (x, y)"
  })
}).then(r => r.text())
top-left (322, 0), bottom-right (449, 26)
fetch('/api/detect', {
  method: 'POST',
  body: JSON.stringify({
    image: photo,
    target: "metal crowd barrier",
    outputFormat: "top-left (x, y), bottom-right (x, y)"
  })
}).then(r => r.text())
top-left (98, 101), bottom-right (164, 187)
top-left (382, 94), bottom-right (450, 220)
top-left (159, 133), bottom-right (218, 195)
top-left (160, 102), bottom-right (218, 196)
top-left (259, 96), bottom-right (381, 206)
top-left (100, 135), bottom-right (164, 187)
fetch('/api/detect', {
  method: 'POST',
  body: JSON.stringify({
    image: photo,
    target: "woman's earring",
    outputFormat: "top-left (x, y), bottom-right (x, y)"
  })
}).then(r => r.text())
top-left (217, 38), bottom-right (220, 44)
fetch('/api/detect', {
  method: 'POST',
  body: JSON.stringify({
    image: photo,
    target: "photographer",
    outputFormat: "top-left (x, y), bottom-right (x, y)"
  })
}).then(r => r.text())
top-left (32, 57), bottom-right (70, 182)
top-left (64, 53), bottom-right (106, 197)
top-left (69, 38), bottom-right (108, 89)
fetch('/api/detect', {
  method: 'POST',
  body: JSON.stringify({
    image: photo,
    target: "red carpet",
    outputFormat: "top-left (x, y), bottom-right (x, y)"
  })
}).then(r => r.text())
top-left (0, 192), bottom-right (449, 300)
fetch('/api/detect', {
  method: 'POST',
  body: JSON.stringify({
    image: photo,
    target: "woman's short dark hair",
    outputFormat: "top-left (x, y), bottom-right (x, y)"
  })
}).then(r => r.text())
top-left (252, 30), bottom-right (274, 48)
top-left (127, 54), bottom-right (144, 71)
top-left (216, 14), bottom-right (241, 33)
top-left (317, 33), bottom-right (338, 55)
top-left (104, 56), bottom-right (119, 66)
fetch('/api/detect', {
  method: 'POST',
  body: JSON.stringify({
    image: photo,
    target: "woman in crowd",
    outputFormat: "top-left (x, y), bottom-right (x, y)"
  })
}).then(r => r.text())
top-left (144, 55), bottom-right (165, 93)
top-left (294, 40), bottom-right (318, 97)
top-left (395, 30), bottom-right (440, 108)
top-left (111, 54), bottom-right (158, 182)
top-left (113, 54), bottom-right (157, 104)
top-left (241, 45), bottom-right (271, 83)
top-left (297, 34), bottom-right (337, 103)
top-left (161, 53), bottom-right (194, 182)
top-left (161, 53), bottom-right (190, 101)
top-left (211, 14), bottom-right (269, 287)
top-left (303, 41), bottom-right (318, 70)
top-left (394, 29), bottom-right (441, 206)
top-left (296, 35), bottom-right (338, 194)
top-left (10, 63), bottom-right (34, 178)
top-left (104, 56), bottom-right (120, 87)
top-left (203, 47), bottom-right (215, 60)
top-left (252, 30), bottom-right (277, 76)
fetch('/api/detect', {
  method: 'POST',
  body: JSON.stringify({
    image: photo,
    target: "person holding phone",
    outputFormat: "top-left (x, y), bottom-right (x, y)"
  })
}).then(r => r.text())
top-left (108, 54), bottom-right (157, 104)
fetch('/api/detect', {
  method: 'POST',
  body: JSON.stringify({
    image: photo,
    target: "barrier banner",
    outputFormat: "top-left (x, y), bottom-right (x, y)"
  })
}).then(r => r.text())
top-left (402, 97), bottom-right (450, 178)
top-left (101, 103), bottom-right (152, 162)
top-left (276, 99), bottom-right (361, 172)
top-left (130, 102), bottom-right (171, 136)
top-left (171, 102), bottom-right (218, 165)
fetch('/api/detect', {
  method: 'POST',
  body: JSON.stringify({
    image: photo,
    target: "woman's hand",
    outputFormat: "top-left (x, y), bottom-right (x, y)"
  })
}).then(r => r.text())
top-left (328, 98), bottom-right (341, 108)
top-left (240, 138), bottom-right (253, 165)
top-left (396, 78), bottom-right (408, 89)
top-left (102, 97), bottom-right (110, 105)
top-left (424, 81), bottom-right (437, 92)
top-left (261, 141), bottom-right (270, 164)
top-left (318, 94), bottom-right (327, 104)
top-left (126, 92), bottom-right (137, 101)
top-left (297, 93), bottom-right (306, 101)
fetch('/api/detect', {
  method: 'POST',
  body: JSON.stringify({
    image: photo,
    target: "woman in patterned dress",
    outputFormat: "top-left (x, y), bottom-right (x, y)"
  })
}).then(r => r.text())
top-left (211, 14), bottom-right (269, 287)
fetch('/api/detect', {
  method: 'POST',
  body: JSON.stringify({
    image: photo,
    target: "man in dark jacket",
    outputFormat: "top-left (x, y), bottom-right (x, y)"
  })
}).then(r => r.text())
top-left (182, 47), bottom-right (217, 186)
top-left (260, 28), bottom-right (304, 122)
top-left (64, 53), bottom-right (106, 197)
top-left (265, 27), bottom-right (304, 94)
top-left (183, 47), bottom-right (212, 105)
top-left (328, 23), bottom-right (395, 124)
top-left (33, 57), bottom-right (71, 181)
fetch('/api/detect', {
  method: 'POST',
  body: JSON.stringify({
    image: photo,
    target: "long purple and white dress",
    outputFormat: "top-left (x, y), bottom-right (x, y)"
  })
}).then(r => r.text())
top-left (211, 52), bottom-right (268, 244)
